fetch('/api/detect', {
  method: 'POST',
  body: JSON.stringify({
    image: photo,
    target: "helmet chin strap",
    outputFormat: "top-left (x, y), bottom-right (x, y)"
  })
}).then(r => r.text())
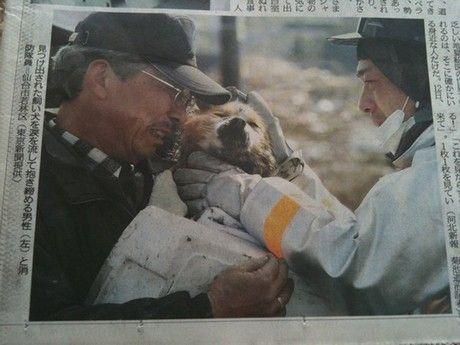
top-left (399, 96), bottom-right (423, 118)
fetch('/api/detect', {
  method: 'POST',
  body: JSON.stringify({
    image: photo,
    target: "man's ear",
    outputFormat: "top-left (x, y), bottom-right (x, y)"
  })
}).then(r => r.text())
top-left (82, 59), bottom-right (113, 100)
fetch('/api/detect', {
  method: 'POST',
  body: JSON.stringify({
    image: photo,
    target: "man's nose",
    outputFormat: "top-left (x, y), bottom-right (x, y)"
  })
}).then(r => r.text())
top-left (358, 85), bottom-right (374, 114)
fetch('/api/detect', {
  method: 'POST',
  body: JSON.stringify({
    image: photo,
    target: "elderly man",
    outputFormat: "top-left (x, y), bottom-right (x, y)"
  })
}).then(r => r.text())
top-left (176, 18), bottom-right (450, 315)
top-left (30, 12), bottom-right (292, 320)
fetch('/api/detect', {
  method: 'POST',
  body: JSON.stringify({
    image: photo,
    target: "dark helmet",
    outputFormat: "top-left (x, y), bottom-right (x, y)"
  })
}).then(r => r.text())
top-left (329, 17), bottom-right (425, 45)
top-left (329, 18), bottom-right (430, 107)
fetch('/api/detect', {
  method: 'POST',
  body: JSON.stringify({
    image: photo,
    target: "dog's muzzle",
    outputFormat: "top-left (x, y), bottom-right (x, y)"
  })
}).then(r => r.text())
top-left (217, 117), bottom-right (248, 147)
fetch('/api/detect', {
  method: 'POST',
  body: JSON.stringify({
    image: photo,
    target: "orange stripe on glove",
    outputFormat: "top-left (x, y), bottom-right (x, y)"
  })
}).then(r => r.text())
top-left (263, 195), bottom-right (300, 258)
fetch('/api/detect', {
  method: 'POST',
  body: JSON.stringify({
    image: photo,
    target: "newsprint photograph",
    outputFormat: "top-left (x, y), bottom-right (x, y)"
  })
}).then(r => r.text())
top-left (0, 0), bottom-right (459, 344)
top-left (30, 0), bottom-right (212, 10)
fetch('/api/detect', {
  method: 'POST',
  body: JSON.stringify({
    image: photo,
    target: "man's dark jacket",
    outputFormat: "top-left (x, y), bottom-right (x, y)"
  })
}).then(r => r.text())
top-left (30, 124), bottom-right (211, 320)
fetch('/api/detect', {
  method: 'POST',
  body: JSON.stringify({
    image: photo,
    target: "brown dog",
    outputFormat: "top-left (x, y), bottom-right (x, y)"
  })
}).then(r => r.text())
top-left (181, 101), bottom-right (277, 177)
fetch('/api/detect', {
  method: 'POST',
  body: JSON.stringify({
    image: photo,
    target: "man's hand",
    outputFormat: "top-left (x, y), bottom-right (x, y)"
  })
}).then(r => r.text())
top-left (207, 255), bottom-right (294, 318)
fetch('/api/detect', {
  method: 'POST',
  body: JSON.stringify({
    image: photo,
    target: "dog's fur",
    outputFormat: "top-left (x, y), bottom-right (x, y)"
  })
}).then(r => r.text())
top-left (180, 101), bottom-right (277, 177)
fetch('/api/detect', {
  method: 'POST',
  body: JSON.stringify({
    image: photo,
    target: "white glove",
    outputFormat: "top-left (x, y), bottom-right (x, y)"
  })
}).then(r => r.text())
top-left (174, 151), bottom-right (262, 219)
top-left (246, 91), bottom-right (305, 181)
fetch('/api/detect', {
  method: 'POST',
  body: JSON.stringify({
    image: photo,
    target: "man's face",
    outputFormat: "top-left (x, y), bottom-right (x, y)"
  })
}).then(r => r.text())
top-left (104, 66), bottom-right (187, 163)
top-left (356, 59), bottom-right (409, 126)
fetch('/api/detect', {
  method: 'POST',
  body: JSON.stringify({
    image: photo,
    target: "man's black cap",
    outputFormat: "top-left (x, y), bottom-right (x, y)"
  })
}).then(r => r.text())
top-left (69, 12), bottom-right (231, 105)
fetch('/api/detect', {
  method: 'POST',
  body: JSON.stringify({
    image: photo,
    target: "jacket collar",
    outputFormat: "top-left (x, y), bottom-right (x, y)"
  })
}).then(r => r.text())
top-left (42, 124), bottom-right (126, 205)
top-left (390, 106), bottom-right (434, 169)
top-left (392, 124), bottom-right (435, 169)
top-left (46, 117), bottom-right (123, 178)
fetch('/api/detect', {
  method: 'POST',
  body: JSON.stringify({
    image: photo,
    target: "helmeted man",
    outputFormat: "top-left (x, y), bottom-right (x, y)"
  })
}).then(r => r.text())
top-left (175, 18), bottom-right (450, 315)
top-left (30, 12), bottom-right (293, 320)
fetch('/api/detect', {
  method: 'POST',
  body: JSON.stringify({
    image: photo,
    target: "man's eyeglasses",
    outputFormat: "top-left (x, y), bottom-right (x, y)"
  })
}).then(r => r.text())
top-left (141, 69), bottom-right (196, 114)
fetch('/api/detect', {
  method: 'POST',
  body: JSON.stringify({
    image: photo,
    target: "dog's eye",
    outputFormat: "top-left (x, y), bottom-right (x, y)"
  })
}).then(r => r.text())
top-left (248, 121), bottom-right (260, 129)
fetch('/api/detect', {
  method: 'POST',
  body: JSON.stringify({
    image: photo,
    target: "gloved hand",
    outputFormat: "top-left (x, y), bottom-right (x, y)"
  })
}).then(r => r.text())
top-left (174, 151), bottom-right (262, 219)
top-left (245, 91), bottom-right (292, 164)
top-left (148, 169), bottom-right (187, 217)
top-left (227, 87), bottom-right (305, 181)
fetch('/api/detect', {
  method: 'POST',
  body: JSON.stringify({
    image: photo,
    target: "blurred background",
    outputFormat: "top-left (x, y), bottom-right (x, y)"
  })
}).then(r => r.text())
top-left (48, 12), bottom-right (394, 210)
top-left (0, 0), bottom-right (4, 40)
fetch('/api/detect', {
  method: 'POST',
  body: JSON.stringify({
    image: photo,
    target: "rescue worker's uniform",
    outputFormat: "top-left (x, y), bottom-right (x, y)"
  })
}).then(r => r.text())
top-left (240, 109), bottom-right (448, 314)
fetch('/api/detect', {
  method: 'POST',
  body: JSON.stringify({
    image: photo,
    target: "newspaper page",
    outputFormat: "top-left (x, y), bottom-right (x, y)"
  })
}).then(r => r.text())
top-left (0, 0), bottom-right (459, 343)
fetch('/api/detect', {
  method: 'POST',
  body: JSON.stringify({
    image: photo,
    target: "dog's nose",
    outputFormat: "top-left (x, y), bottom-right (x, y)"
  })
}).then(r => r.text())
top-left (217, 116), bottom-right (248, 147)
top-left (227, 117), bottom-right (246, 131)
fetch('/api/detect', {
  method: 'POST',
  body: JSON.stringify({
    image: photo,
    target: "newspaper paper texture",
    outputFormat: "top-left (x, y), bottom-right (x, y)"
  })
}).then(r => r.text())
top-left (0, 0), bottom-right (459, 343)
top-left (426, 17), bottom-right (460, 317)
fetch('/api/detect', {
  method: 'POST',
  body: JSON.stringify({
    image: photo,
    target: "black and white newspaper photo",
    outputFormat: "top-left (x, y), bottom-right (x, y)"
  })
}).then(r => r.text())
top-left (0, 0), bottom-right (459, 343)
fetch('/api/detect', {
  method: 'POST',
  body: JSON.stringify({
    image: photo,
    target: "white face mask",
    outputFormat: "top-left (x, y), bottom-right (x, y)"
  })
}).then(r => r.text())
top-left (376, 96), bottom-right (414, 155)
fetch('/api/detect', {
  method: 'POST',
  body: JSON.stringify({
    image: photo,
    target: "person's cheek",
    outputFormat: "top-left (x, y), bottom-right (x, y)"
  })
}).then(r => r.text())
top-left (373, 84), bottom-right (387, 115)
